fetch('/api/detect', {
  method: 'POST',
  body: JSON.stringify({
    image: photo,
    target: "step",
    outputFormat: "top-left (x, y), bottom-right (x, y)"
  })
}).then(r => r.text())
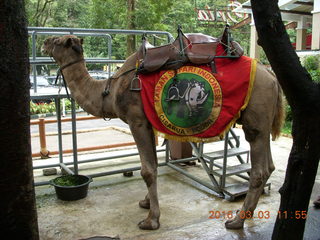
top-left (223, 182), bottom-right (272, 201)
top-left (203, 147), bottom-right (249, 161)
top-left (223, 182), bottom-right (249, 198)
top-left (212, 163), bottom-right (251, 177)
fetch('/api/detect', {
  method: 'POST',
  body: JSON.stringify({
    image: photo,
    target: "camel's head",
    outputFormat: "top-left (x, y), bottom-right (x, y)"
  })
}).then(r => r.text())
top-left (42, 35), bottom-right (84, 65)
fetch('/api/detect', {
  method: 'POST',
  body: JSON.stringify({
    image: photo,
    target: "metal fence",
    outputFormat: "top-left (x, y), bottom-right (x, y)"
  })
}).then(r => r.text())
top-left (28, 26), bottom-right (174, 93)
top-left (29, 27), bottom-right (173, 186)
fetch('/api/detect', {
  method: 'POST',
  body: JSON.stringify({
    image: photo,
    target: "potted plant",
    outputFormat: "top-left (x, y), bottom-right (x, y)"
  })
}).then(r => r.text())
top-left (50, 175), bottom-right (92, 201)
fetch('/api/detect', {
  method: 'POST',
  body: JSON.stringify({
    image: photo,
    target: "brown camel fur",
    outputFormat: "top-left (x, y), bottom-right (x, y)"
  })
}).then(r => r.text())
top-left (42, 35), bottom-right (284, 230)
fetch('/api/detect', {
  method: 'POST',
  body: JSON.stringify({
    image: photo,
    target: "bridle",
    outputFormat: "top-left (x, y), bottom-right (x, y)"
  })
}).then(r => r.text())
top-left (53, 55), bottom-right (137, 121)
top-left (55, 58), bottom-right (85, 98)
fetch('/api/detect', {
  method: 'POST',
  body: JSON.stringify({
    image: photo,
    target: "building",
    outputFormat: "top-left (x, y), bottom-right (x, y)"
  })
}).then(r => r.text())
top-left (233, 0), bottom-right (320, 58)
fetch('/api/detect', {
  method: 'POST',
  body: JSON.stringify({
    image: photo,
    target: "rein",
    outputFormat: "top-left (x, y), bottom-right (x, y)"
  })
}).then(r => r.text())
top-left (55, 58), bottom-right (85, 98)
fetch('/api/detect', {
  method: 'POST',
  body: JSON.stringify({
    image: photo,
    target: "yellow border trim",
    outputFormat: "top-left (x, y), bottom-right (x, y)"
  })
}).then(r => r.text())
top-left (154, 66), bottom-right (222, 136)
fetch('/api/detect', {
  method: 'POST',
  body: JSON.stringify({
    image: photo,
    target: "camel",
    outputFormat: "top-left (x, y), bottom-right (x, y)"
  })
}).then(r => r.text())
top-left (42, 35), bottom-right (284, 230)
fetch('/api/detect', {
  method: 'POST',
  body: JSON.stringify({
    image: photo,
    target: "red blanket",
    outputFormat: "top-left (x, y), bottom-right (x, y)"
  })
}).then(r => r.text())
top-left (139, 44), bottom-right (257, 142)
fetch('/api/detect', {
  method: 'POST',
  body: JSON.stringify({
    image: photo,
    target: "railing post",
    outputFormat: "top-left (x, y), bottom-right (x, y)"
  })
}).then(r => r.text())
top-left (38, 118), bottom-right (50, 158)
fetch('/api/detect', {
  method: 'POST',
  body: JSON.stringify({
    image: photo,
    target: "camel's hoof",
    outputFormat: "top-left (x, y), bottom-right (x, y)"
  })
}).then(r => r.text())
top-left (139, 199), bottom-right (150, 209)
top-left (138, 219), bottom-right (160, 230)
top-left (225, 218), bottom-right (244, 229)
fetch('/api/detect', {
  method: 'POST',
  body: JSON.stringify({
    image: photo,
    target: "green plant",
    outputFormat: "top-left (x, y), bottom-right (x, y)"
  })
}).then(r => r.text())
top-left (53, 175), bottom-right (86, 186)
top-left (282, 55), bottom-right (320, 135)
top-left (282, 120), bottom-right (292, 136)
top-left (63, 99), bottom-right (80, 111)
top-left (303, 55), bottom-right (320, 83)
top-left (285, 103), bottom-right (292, 122)
top-left (30, 99), bottom-right (81, 115)
top-left (30, 101), bottom-right (56, 115)
top-left (303, 55), bottom-right (319, 71)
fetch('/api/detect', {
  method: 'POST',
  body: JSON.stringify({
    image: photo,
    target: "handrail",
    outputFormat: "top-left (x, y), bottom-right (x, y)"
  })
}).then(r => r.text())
top-left (28, 26), bottom-right (173, 93)
top-left (30, 58), bottom-right (125, 65)
top-left (31, 116), bottom-right (136, 158)
top-left (27, 26), bottom-right (174, 41)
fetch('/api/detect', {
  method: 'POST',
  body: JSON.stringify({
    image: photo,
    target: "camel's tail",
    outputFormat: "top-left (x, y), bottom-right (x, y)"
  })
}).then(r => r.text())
top-left (271, 82), bottom-right (285, 140)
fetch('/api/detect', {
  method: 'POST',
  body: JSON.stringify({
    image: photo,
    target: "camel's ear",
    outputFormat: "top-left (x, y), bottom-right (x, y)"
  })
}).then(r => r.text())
top-left (65, 38), bottom-right (73, 48)
top-left (72, 44), bottom-right (83, 54)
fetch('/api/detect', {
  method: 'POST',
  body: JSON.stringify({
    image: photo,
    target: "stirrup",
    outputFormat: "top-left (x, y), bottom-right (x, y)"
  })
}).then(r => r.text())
top-left (177, 25), bottom-right (186, 58)
top-left (130, 75), bottom-right (141, 91)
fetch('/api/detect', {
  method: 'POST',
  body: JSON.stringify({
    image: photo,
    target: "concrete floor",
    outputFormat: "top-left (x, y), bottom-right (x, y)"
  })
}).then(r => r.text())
top-left (33, 128), bottom-right (320, 240)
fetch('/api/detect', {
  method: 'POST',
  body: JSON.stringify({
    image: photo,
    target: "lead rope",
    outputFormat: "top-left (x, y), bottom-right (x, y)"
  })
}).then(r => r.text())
top-left (55, 58), bottom-right (85, 99)
top-left (55, 69), bottom-right (70, 99)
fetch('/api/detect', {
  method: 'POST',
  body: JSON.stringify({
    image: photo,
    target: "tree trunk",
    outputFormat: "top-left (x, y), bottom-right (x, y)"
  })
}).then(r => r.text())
top-left (250, 1), bottom-right (320, 239)
top-left (0, 1), bottom-right (39, 239)
top-left (126, 0), bottom-right (136, 57)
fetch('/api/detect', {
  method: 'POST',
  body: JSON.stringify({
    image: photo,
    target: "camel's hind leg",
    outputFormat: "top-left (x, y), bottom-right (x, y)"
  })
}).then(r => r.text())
top-left (225, 65), bottom-right (279, 229)
top-left (129, 120), bottom-right (160, 230)
top-left (225, 127), bottom-right (275, 229)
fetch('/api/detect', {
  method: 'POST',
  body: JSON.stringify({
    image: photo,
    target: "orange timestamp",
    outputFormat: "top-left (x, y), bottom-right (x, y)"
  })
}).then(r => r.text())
top-left (277, 210), bottom-right (307, 219)
top-left (208, 210), bottom-right (271, 219)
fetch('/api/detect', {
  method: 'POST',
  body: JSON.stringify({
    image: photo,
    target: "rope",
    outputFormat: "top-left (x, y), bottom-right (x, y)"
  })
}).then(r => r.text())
top-left (55, 59), bottom-right (85, 99)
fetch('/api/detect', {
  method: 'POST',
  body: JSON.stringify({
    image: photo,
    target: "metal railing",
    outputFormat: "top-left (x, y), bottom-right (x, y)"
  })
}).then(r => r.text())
top-left (28, 26), bottom-right (173, 93)
top-left (30, 116), bottom-right (137, 158)
top-left (29, 27), bottom-right (173, 185)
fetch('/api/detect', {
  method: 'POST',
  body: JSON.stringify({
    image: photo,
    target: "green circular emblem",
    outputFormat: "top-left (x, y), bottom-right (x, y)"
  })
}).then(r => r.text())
top-left (154, 66), bottom-right (222, 135)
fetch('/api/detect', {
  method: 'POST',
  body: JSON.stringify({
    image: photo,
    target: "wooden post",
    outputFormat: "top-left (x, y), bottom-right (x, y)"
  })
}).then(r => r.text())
top-left (38, 118), bottom-right (49, 158)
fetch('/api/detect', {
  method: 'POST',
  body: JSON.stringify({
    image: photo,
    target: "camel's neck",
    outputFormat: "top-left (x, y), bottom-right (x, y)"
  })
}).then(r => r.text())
top-left (61, 62), bottom-right (107, 117)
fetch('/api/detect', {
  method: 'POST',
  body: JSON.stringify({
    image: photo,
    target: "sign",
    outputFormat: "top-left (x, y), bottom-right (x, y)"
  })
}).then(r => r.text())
top-left (154, 66), bottom-right (222, 135)
top-left (196, 0), bottom-right (247, 24)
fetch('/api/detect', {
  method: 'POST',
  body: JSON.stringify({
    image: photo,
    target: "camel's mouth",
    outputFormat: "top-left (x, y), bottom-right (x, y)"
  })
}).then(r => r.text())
top-left (42, 37), bottom-right (58, 56)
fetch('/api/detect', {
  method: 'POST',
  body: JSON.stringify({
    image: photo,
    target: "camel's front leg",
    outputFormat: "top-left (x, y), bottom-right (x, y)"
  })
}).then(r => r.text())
top-left (225, 132), bottom-right (275, 229)
top-left (129, 120), bottom-right (160, 230)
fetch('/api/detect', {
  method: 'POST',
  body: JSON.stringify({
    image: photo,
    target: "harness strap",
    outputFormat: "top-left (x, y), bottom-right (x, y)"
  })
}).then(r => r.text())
top-left (101, 67), bottom-right (136, 98)
top-left (55, 59), bottom-right (85, 99)
top-left (101, 67), bottom-right (136, 121)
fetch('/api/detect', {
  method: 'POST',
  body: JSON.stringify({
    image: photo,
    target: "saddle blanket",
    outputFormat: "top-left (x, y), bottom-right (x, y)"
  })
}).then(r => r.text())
top-left (139, 44), bottom-right (257, 142)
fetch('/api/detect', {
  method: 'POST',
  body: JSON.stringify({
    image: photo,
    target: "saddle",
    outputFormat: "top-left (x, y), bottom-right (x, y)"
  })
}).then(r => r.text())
top-left (137, 25), bottom-right (244, 74)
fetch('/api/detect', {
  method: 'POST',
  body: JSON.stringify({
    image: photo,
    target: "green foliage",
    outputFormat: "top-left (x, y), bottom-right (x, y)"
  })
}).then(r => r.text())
top-left (63, 99), bottom-right (80, 112)
top-left (302, 55), bottom-right (320, 83)
top-left (282, 120), bottom-right (292, 136)
top-left (26, 0), bottom-right (91, 27)
top-left (30, 101), bottom-right (56, 115)
top-left (30, 99), bottom-right (80, 115)
top-left (284, 54), bottom-right (320, 133)
top-left (285, 103), bottom-right (292, 122)
top-left (26, 0), bottom-right (253, 61)
top-left (303, 55), bottom-right (320, 71)
top-left (53, 175), bottom-right (85, 186)
top-left (308, 70), bottom-right (320, 83)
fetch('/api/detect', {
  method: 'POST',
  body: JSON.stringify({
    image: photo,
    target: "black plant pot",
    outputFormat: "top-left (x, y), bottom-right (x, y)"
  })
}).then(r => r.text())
top-left (50, 175), bottom-right (92, 201)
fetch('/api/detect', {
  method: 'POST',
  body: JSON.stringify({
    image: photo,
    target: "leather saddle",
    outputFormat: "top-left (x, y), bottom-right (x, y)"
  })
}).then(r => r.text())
top-left (137, 25), bottom-right (244, 74)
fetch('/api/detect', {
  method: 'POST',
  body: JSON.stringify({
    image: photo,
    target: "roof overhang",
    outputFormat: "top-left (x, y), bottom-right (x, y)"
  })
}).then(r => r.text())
top-left (233, 0), bottom-right (314, 22)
